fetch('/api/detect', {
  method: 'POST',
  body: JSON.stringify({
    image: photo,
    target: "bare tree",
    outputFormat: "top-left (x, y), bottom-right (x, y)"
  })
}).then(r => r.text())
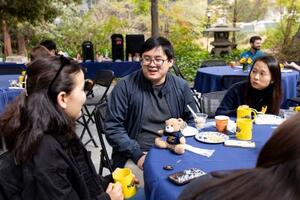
top-left (151, 0), bottom-right (159, 37)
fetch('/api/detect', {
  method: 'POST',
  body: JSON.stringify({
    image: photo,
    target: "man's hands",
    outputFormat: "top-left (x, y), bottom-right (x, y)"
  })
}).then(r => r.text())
top-left (106, 182), bottom-right (124, 200)
top-left (137, 154), bottom-right (146, 170)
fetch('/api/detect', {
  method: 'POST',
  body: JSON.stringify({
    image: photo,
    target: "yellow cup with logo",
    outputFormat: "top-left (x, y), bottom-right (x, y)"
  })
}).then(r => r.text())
top-left (237, 105), bottom-right (257, 120)
top-left (236, 118), bottom-right (253, 140)
top-left (112, 168), bottom-right (136, 199)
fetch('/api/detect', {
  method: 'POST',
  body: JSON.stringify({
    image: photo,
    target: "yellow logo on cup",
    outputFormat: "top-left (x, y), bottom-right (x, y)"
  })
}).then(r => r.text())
top-left (237, 105), bottom-right (257, 120)
top-left (236, 118), bottom-right (253, 140)
top-left (112, 168), bottom-right (137, 199)
top-left (18, 75), bottom-right (24, 83)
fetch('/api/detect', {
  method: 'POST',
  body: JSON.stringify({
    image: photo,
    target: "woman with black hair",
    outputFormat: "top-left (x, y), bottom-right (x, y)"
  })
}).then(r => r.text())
top-left (178, 113), bottom-right (300, 200)
top-left (216, 55), bottom-right (282, 116)
top-left (0, 56), bottom-right (123, 200)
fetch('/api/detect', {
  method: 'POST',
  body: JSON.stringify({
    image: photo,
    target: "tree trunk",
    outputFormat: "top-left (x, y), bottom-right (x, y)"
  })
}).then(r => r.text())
top-left (151, 0), bottom-right (159, 37)
top-left (2, 20), bottom-right (13, 57)
top-left (17, 32), bottom-right (26, 55)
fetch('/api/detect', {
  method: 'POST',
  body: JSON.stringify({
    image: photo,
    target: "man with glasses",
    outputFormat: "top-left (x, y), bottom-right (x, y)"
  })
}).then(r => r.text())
top-left (105, 36), bottom-right (196, 186)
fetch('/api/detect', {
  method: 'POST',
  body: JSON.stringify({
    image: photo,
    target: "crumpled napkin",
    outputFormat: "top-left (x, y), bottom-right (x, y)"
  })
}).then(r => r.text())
top-left (185, 144), bottom-right (215, 158)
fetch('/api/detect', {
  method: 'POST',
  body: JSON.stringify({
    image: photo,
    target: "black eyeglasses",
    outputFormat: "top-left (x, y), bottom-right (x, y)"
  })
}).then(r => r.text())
top-left (48, 55), bottom-right (70, 93)
top-left (141, 56), bottom-right (168, 66)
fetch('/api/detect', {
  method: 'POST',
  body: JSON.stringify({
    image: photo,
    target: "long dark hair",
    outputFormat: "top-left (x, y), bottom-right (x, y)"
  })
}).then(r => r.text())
top-left (186, 113), bottom-right (300, 200)
top-left (0, 56), bottom-right (84, 163)
top-left (245, 55), bottom-right (282, 115)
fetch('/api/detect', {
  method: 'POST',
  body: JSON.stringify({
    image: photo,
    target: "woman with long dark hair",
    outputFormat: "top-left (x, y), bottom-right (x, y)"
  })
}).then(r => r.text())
top-left (0, 56), bottom-right (123, 200)
top-left (178, 113), bottom-right (300, 200)
top-left (216, 55), bottom-right (282, 116)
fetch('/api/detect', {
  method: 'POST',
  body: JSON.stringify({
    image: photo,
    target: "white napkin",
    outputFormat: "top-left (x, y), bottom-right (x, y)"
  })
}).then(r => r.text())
top-left (185, 144), bottom-right (215, 158)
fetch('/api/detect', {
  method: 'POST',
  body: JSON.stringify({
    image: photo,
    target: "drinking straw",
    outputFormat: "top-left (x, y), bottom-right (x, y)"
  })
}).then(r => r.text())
top-left (187, 105), bottom-right (197, 118)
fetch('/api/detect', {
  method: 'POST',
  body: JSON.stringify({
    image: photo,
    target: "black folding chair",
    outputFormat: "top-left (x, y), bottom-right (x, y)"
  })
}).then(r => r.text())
top-left (0, 66), bottom-right (23, 75)
top-left (94, 102), bottom-right (113, 175)
top-left (286, 97), bottom-right (300, 107)
top-left (221, 75), bottom-right (248, 90)
top-left (200, 90), bottom-right (227, 118)
top-left (200, 59), bottom-right (226, 68)
top-left (78, 69), bottom-right (115, 147)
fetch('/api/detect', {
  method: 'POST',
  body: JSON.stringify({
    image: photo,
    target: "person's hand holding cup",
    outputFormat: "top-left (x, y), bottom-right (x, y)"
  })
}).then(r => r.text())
top-left (194, 113), bottom-right (208, 132)
top-left (215, 115), bottom-right (229, 133)
top-left (112, 168), bottom-right (137, 199)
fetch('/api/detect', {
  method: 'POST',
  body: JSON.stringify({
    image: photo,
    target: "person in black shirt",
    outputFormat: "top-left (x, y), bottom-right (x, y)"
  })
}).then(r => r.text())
top-left (0, 56), bottom-right (123, 200)
top-left (216, 55), bottom-right (282, 116)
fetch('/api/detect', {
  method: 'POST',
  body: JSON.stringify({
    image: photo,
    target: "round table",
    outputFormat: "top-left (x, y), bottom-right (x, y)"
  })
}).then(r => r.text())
top-left (144, 123), bottom-right (275, 200)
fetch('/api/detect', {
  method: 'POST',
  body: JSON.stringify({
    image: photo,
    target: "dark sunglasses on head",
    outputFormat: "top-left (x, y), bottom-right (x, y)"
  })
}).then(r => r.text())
top-left (48, 55), bottom-right (70, 93)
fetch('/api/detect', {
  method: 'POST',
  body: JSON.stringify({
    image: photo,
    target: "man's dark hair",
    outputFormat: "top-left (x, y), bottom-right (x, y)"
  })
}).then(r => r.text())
top-left (141, 36), bottom-right (174, 60)
top-left (249, 36), bottom-right (262, 44)
top-left (40, 39), bottom-right (57, 52)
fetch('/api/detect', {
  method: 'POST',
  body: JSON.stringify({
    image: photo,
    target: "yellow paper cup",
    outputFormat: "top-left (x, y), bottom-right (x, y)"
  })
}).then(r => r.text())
top-left (236, 118), bottom-right (253, 140)
top-left (237, 105), bottom-right (257, 120)
top-left (112, 168), bottom-right (136, 199)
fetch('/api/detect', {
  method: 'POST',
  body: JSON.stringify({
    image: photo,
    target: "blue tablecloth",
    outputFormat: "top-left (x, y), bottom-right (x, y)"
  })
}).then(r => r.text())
top-left (0, 62), bottom-right (26, 69)
top-left (144, 124), bottom-right (275, 200)
top-left (0, 88), bottom-right (22, 113)
top-left (0, 75), bottom-right (22, 113)
top-left (81, 61), bottom-right (141, 79)
top-left (0, 74), bottom-right (19, 88)
top-left (193, 66), bottom-right (299, 108)
top-left (0, 61), bottom-right (141, 79)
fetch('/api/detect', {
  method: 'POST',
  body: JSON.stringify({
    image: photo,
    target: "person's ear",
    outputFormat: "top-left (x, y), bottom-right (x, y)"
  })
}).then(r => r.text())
top-left (168, 59), bottom-right (174, 68)
top-left (57, 91), bottom-right (68, 109)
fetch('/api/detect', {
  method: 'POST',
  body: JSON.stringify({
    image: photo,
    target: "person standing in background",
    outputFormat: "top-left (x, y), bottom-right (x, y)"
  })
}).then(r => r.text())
top-left (40, 39), bottom-right (58, 56)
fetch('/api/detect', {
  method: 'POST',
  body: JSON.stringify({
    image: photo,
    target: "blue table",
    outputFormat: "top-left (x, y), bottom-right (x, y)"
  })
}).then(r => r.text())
top-left (0, 62), bottom-right (26, 69)
top-left (0, 61), bottom-right (141, 79)
top-left (0, 75), bottom-right (22, 113)
top-left (144, 124), bottom-right (275, 200)
top-left (0, 88), bottom-right (23, 113)
top-left (0, 74), bottom-right (20, 88)
top-left (193, 66), bottom-right (299, 108)
top-left (81, 61), bottom-right (141, 79)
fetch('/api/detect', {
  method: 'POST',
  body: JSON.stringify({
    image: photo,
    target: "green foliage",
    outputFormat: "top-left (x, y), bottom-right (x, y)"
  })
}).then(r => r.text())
top-left (168, 23), bottom-right (243, 82)
top-left (131, 0), bottom-right (149, 15)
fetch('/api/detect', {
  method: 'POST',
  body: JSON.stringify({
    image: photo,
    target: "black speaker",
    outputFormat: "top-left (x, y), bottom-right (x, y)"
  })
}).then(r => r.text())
top-left (82, 41), bottom-right (94, 62)
top-left (111, 34), bottom-right (124, 61)
top-left (126, 34), bottom-right (145, 61)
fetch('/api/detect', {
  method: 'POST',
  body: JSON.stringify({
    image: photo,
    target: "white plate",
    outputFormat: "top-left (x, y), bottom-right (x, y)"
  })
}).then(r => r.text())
top-left (195, 132), bottom-right (229, 144)
top-left (255, 114), bottom-right (284, 125)
top-left (182, 126), bottom-right (198, 137)
top-left (281, 69), bottom-right (293, 73)
top-left (8, 87), bottom-right (23, 89)
top-left (233, 65), bottom-right (243, 69)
